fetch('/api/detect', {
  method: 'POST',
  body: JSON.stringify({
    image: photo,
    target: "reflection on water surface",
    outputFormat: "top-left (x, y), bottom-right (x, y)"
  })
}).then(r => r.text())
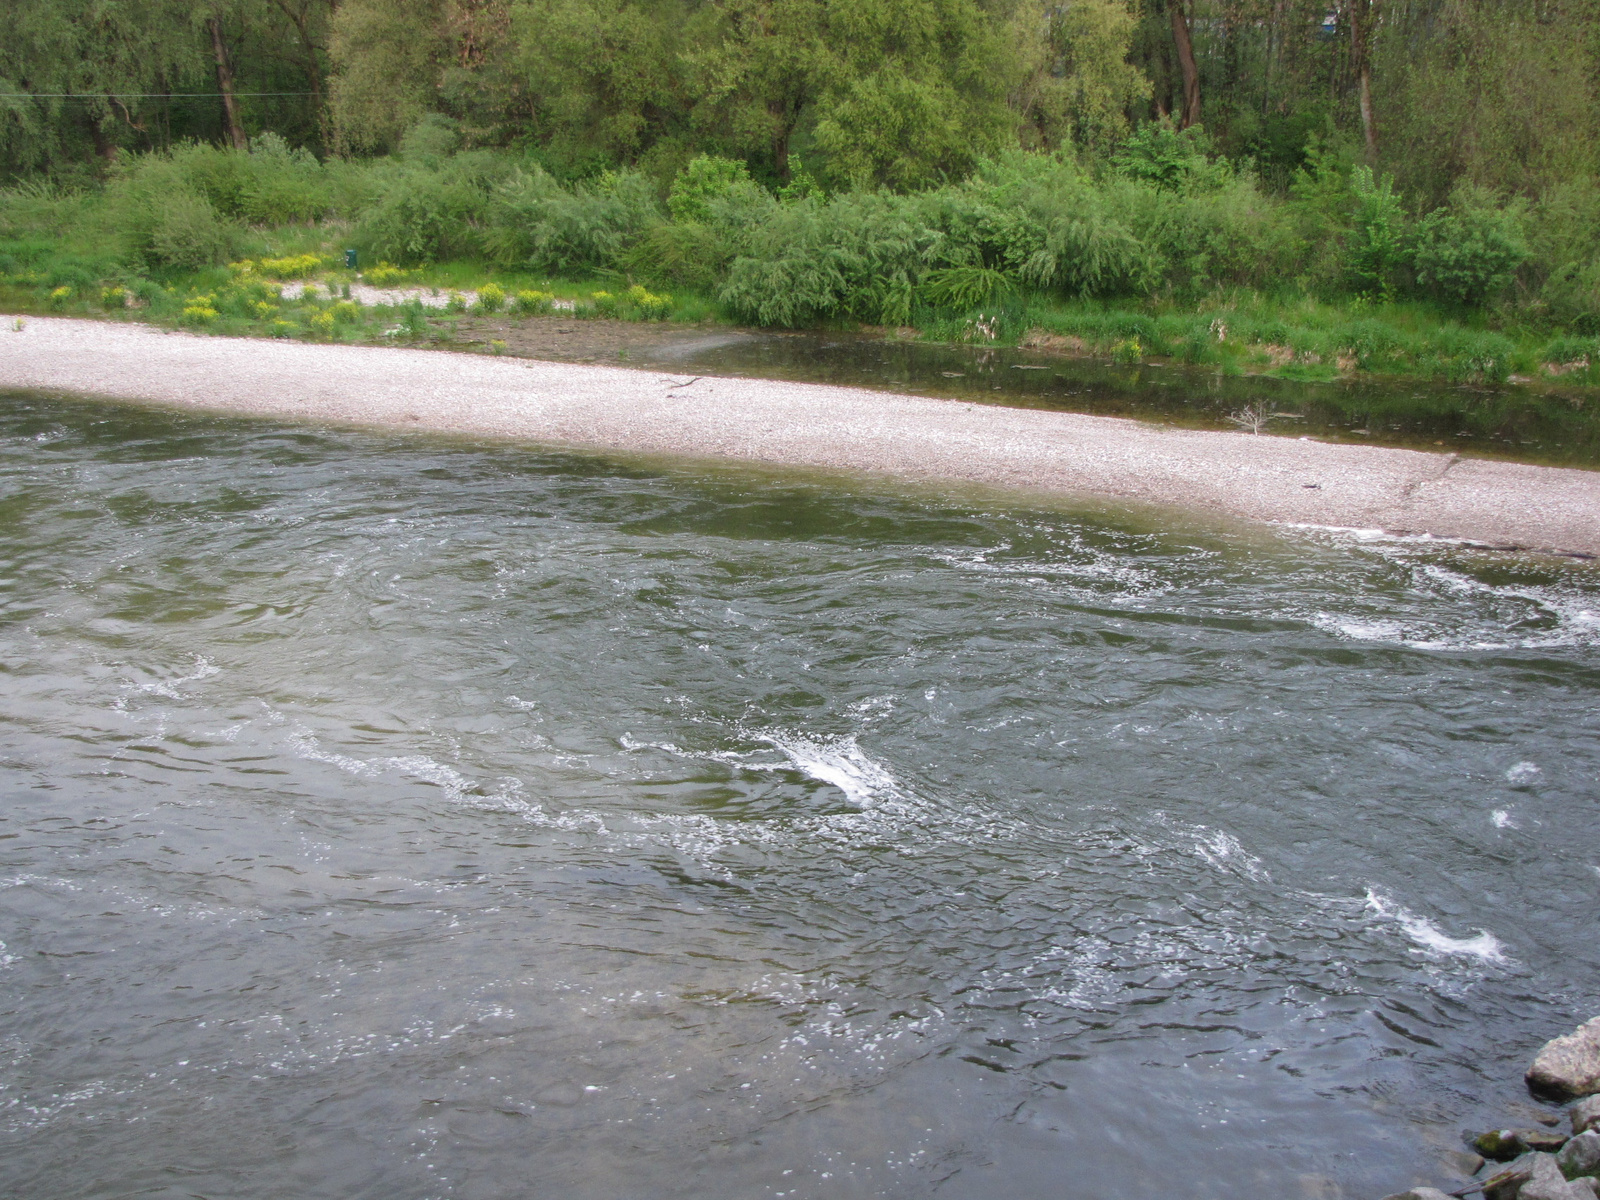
top-left (0, 390), bottom-right (1597, 1199)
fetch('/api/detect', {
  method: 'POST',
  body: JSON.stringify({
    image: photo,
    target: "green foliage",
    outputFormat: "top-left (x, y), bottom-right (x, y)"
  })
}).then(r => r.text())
top-left (809, 0), bottom-right (1016, 190)
top-left (623, 221), bottom-right (729, 289)
top-left (1346, 167), bottom-right (1405, 299)
top-left (1012, 0), bottom-right (1148, 153)
top-left (625, 283), bottom-right (672, 319)
top-left (474, 282), bottom-right (507, 313)
top-left (356, 151), bottom-right (513, 264)
top-left (482, 165), bottom-right (662, 272)
top-left (1411, 216), bottom-right (1518, 308)
top-left (103, 156), bottom-right (238, 271)
top-left (1111, 121), bottom-right (1219, 192)
top-left (919, 266), bottom-right (1014, 312)
top-left (1410, 193), bottom-right (1527, 307)
top-left (669, 157), bottom-right (760, 224)
top-left (512, 288), bottom-right (555, 314)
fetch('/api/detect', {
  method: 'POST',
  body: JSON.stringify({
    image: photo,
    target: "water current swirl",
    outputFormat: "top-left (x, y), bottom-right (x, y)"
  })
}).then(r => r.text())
top-left (0, 390), bottom-right (1596, 1199)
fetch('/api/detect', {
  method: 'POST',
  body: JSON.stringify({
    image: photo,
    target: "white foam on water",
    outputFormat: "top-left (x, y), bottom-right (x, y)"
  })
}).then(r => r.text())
top-left (284, 728), bottom-right (606, 832)
top-left (1505, 761), bottom-right (1542, 785)
top-left (622, 727), bottom-right (908, 811)
top-left (1280, 526), bottom-right (1600, 650)
top-left (1491, 809), bottom-right (1517, 829)
top-left (1275, 522), bottom-right (1484, 548)
top-left (124, 655), bottom-right (221, 701)
top-left (754, 732), bottom-right (899, 810)
top-left (1364, 888), bottom-right (1509, 964)
top-left (1152, 815), bottom-right (1271, 882)
top-left (1308, 613), bottom-right (1421, 644)
top-left (1192, 828), bottom-right (1271, 881)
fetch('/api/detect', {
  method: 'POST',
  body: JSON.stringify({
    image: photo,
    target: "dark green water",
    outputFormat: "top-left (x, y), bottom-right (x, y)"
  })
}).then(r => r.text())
top-left (1, 390), bottom-right (1598, 1199)
top-left (629, 330), bottom-right (1600, 467)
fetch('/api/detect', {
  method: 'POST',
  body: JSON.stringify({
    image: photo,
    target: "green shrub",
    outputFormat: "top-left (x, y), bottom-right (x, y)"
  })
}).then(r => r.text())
top-left (625, 283), bottom-right (672, 319)
top-left (1346, 167), bottom-right (1406, 298)
top-left (919, 265), bottom-right (1015, 312)
top-left (1542, 335), bottom-right (1597, 365)
top-left (397, 300), bottom-right (431, 337)
top-left (231, 253), bottom-right (324, 280)
top-left (720, 192), bottom-right (942, 326)
top-left (1424, 327), bottom-right (1516, 383)
top-left (590, 290), bottom-right (619, 318)
top-left (355, 151), bottom-right (511, 264)
top-left (1343, 318), bottom-right (1404, 369)
top-left (172, 136), bottom-right (333, 226)
top-left (512, 289), bottom-right (554, 315)
top-left (364, 262), bottom-right (414, 285)
top-left (104, 156), bottom-right (238, 270)
top-left (1111, 121), bottom-right (1224, 192)
top-left (1111, 336), bottom-right (1142, 364)
top-left (474, 282), bottom-right (507, 314)
top-left (1411, 193), bottom-right (1527, 307)
top-left (669, 156), bottom-right (761, 224)
top-left (47, 285), bottom-right (72, 308)
top-left (483, 166), bottom-right (661, 273)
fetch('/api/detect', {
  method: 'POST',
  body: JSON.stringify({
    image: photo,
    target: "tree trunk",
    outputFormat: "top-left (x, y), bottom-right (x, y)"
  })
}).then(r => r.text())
top-left (208, 16), bottom-right (249, 150)
top-left (87, 112), bottom-right (118, 164)
top-left (1169, 0), bottom-right (1201, 128)
top-left (1349, 0), bottom-right (1378, 154)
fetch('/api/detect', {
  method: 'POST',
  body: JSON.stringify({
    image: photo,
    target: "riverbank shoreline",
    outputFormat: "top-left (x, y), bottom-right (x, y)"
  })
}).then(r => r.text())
top-left (5, 315), bottom-right (1599, 557)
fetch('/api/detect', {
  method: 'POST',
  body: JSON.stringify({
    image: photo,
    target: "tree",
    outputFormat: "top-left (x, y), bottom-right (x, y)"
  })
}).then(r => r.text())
top-left (810, 0), bottom-right (1016, 189)
top-left (0, 0), bottom-right (205, 173)
top-left (1167, 0), bottom-right (1200, 128)
top-left (1011, 0), bottom-right (1149, 154)
top-left (681, 0), bottom-right (829, 183)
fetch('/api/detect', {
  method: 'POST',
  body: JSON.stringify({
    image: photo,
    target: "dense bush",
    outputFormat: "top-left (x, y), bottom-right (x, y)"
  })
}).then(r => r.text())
top-left (1346, 167), bottom-right (1406, 298)
top-left (481, 166), bottom-right (661, 273)
top-left (356, 151), bottom-right (513, 264)
top-left (1410, 190), bottom-right (1526, 307)
top-left (102, 156), bottom-right (237, 270)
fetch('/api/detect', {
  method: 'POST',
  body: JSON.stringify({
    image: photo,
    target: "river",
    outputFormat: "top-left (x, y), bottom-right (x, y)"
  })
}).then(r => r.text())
top-left (0, 388), bottom-right (1597, 1199)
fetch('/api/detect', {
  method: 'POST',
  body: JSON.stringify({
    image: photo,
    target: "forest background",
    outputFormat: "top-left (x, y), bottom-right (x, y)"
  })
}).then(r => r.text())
top-left (2, 0), bottom-right (1599, 385)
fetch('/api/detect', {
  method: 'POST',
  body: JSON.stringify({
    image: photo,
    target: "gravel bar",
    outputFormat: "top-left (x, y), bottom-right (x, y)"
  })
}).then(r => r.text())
top-left (5, 316), bottom-right (1599, 556)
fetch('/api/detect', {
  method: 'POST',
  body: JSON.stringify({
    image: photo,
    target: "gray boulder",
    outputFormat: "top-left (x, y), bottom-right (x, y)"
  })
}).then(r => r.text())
top-left (1522, 1175), bottom-right (1600, 1200)
top-left (1530, 1018), bottom-right (1600, 1100)
top-left (1574, 1097), bottom-right (1600, 1137)
top-left (1487, 1152), bottom-right (1565, 1200)
top-left (1559, 1131), bottom-right (1600, 1180)
top-left (1379, 1190), bottom-right (1457, 1200)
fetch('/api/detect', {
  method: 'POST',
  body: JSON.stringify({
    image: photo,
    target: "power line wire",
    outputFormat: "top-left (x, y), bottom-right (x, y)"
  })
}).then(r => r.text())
top-left (0, 92), bottom-right (316, 99)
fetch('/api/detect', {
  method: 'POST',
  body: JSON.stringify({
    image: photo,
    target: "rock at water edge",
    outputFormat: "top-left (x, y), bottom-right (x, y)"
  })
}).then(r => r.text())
top-left (1481, 1130), bottom-right (1572, 1159)
top-left (1486, 1152), bottom-right (1565, 1200)
top-left (1573, 1097), bottom-right (1600, 1137)
top-left (1530, 1019), bottom-right (1600, 1100)
top-left (1522, 1175), bottom-right (1600, 1200)
top-left (1559, 1131), bottom-right (1600, 1180)
top-left (1380, 1190), bottom-right (1457, 1200)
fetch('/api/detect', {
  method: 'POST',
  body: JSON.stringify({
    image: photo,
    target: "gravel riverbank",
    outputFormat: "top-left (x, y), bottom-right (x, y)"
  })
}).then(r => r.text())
top-left (5, 315), bottom-right (1598, 556)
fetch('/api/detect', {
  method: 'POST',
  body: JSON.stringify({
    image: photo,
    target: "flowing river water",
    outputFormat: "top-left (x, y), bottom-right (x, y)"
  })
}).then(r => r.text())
top-left (1, 387), bottom-right (1598, 1199)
